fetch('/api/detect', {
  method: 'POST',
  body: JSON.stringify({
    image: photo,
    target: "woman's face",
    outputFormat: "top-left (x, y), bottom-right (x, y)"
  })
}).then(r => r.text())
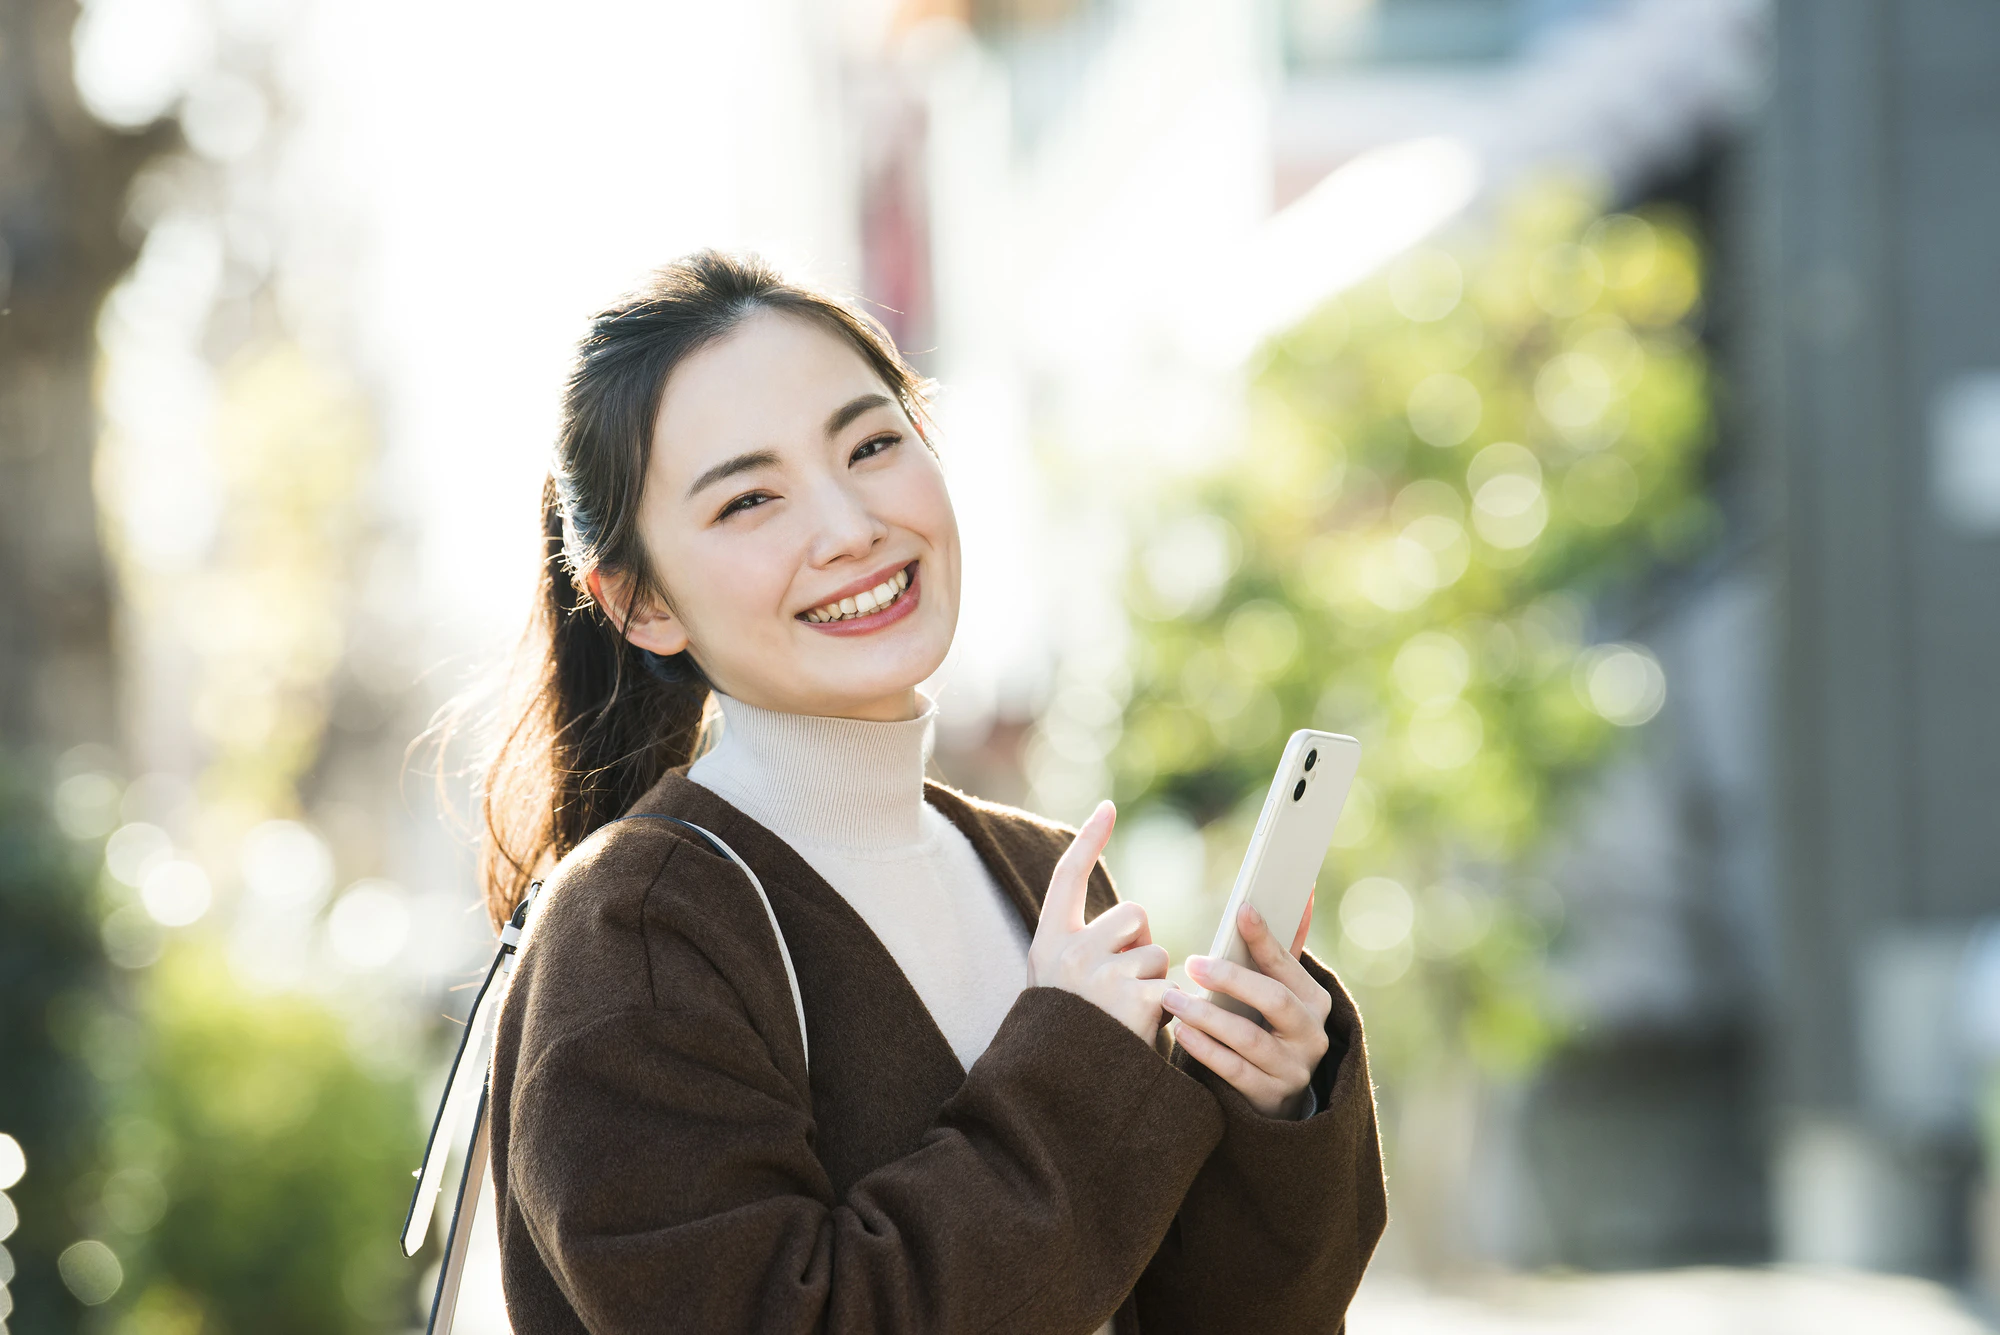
top-left (598, 308), bottom-right (960, 722)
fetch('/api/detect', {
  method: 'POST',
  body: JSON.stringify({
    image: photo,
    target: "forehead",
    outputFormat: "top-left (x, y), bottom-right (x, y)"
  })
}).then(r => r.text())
top-left (651, 308), bottom-right (891, 475)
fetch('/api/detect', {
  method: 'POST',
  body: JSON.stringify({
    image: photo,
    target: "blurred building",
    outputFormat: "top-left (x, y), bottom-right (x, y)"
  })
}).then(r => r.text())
top-left (1759, 0), bottom-right (2000, 1287)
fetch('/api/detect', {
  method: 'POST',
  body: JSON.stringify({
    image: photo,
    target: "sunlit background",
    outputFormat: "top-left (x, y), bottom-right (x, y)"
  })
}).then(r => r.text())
top-left (3, 0), bottom-right (1999, 1331)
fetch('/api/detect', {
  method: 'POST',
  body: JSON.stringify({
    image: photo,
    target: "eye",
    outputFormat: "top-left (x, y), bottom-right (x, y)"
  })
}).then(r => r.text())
top-left (718, 491), bottom-right (771, 520)
top-left (852, 432), bottom-right (901, 462)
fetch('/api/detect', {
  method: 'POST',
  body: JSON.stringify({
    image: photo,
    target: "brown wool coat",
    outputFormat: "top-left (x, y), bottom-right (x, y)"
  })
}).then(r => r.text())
top-left (488, 766), bottom-right (1387, 1334)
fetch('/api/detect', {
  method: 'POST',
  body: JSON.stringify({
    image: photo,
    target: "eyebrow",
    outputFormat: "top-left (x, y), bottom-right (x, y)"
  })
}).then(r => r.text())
top-left (825, 392), bottom-right (893, 438)
top-left (685, 449), bottom-right (781, 501)
top-left (682, 393), bottom-right (897, 502)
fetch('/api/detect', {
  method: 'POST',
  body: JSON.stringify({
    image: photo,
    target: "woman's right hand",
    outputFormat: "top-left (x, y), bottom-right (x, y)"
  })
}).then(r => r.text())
top-left (1027, 799), bottom-right (1172, 1047)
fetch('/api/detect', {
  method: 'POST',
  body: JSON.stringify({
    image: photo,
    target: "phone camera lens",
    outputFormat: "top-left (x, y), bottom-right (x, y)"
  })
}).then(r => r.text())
top-left (1292, 779), bottom-right (1307, 801)
top-left (1304, 748), bottom-right (1318, 771)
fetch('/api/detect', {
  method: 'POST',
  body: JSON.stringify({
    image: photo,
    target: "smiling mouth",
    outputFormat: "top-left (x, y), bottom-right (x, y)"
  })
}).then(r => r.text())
top-left (799, 561), bottom-right (917, 623)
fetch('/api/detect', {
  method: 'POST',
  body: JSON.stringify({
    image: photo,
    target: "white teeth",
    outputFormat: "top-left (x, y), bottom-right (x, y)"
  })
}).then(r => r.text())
top-left (806, 566), bottom-right (913, 622)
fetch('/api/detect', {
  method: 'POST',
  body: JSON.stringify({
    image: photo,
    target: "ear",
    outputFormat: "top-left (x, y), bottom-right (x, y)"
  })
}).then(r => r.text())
top-left (585, 565), bottom-right (690, 657)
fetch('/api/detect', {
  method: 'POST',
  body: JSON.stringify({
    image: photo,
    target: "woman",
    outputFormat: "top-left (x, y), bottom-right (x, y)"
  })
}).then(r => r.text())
top-left (479, 250), bottom-right (1386, 1334)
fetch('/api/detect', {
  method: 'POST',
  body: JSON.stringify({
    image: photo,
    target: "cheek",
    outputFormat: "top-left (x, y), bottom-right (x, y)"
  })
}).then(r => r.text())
top-left (895, 453), bottom-right (959, 552)
top-left (645, 517), bottom-right (794, 633)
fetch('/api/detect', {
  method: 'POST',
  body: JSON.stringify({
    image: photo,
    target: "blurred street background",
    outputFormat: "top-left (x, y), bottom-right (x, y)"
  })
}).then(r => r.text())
top-left (1, 0), bottom-right (1997, 1331)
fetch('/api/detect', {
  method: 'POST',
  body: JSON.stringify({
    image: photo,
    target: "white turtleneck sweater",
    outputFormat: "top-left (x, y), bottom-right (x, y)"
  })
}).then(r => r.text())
top-left (686, 686), bottom-right (1034, 1072)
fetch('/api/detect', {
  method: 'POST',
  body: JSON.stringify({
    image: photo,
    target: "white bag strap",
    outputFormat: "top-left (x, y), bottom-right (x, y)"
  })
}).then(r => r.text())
top-left (401, 817), bottom-right (806, 1335)
top-left (624, 815), bottom-right (809, 1068)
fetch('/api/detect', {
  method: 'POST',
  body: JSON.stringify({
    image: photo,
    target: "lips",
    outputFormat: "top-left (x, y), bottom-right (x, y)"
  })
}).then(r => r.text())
top-left (798, 559), bottom-right (916, 622)
top-left (798, 560), bottom-right (922, 634)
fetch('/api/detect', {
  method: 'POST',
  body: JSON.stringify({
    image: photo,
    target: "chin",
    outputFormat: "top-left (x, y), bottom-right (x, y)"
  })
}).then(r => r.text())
top-left (819, 640), bottom-right (951, 710)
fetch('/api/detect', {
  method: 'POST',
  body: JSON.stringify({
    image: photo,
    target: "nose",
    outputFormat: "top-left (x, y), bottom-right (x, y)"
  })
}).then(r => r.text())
top-left (804, 470), bottom-right (889, 567)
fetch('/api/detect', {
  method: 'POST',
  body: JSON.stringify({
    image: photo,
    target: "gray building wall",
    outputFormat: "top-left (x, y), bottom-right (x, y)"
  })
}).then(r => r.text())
top-left (1761, 0), bottom-right (2000, 1278)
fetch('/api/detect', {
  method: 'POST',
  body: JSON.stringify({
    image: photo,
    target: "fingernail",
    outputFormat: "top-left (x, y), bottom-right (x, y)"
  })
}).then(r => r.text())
top-left (1161, 989), bottom-right (1185, 1012)
top-left (1186, 956), bottom-right (1209, 979)
top-left (1243, 903), bottom-right (1264, 927)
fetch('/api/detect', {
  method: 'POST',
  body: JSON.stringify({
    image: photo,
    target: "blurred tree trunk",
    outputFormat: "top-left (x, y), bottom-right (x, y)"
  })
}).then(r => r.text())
top-left (0, 2), bottom-right (171, 1331)
top-left (0, 0), bottom-right (171, 758)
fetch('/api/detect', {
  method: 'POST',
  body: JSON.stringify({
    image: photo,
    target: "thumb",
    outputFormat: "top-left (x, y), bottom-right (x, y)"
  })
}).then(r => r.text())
top-left (1042, 799), bottom-right (1115, 936)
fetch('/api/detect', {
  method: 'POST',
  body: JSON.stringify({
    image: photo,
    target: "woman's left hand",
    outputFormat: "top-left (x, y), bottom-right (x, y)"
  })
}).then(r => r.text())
top-left (1164, 892), bottom-right (1332, 1119)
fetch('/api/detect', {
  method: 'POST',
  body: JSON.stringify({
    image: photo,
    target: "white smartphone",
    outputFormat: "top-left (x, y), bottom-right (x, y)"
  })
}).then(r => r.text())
top-left (1195, 729), bottom-right (1362, 1025)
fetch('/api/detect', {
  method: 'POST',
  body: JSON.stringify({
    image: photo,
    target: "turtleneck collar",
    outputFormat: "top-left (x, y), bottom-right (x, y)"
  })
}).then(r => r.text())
top-left (686, 686), bottom-right (939, 852)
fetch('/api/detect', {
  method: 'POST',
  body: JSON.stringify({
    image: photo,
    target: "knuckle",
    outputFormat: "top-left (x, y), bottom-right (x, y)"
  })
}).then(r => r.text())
top-left (1103, 902), bottom-right (1141, 932)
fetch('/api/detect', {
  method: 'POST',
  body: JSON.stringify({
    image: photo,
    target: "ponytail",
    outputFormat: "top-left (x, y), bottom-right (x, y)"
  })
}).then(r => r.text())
top-left (475, 478), bottom-right (712, 930)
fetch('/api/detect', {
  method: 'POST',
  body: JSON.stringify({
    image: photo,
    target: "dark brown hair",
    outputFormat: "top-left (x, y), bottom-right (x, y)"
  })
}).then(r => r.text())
top-left (473, 250), bottom-right (933, 931)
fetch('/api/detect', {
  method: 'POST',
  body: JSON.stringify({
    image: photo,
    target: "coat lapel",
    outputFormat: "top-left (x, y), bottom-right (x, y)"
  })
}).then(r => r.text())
top-left (634, 770), bottom-right (972, 1194)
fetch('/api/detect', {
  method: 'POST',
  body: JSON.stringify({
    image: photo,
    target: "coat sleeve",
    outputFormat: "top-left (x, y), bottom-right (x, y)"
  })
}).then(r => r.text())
top-left (503, 910), bottom-right (1228, 1335)
top-left (1131, 949), bottom-right (1388, 1335)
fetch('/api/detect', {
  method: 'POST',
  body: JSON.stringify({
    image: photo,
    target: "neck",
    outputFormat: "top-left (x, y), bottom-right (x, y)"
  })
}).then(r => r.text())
top-left (712, 684), bottom-right (923, 723)
top-left (688, 685), bottom-right (939, 850)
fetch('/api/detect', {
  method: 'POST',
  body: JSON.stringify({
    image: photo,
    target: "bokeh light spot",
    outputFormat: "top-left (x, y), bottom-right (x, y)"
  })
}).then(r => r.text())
top-left (141, 860), bottom-right (213, 927)
top-left (1356, 539), bottom-right (1430, 612)
top-left (1391, 477), bottom-right (1467, 526)
top-left (1536, 351), bottom-right (1615, 434)
top-left (54, 771), bottom-right (123, 840)
top-left (1392, 631), bottom-right (1472, 704)
top-left (1387, 247), bottom-right (1464, 322)
top-left (1406, 372), bottom-right (1482, 447)
top-left (1473, 475), bottom-right (1549, 549)
top-left (1467, 440), bottom-right (1542, 492)
top-left (101, 1169), bottom-right (169, 1234)
top-left (241, 820), bottom-right (336, 907)
top-left (1417, 878), bottom-right (1496, 958)
top-left (1341, 877), bottom-right (1415, 952)
top-left (328, 881), bottom-right (412, 971)
top-left (105, 822), bottom-right (173, 888)
top-left (1397, 515), bottom-right (1471, 590)
top-left (102, 905), bottom-right (166, 969)
top-left (1578, 643), bottom-right (1667, 726)
top-left (58, 1239), bottom-right (124, 1305)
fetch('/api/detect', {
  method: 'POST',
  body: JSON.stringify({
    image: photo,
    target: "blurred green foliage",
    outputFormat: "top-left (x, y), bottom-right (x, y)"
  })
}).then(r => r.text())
top-left (1115, 180), bottom-right (1715, 1082)
top-left (0, 757), bottom-right (110, 1334)
top-left (92, 942), bottom-right (423, 1334)
top-left (78, 324), bottom-right (422, 1331)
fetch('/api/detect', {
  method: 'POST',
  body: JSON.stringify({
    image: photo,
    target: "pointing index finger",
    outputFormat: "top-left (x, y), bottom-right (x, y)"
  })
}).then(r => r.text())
top-left (1044, 799), bottom-right (1114, 934)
